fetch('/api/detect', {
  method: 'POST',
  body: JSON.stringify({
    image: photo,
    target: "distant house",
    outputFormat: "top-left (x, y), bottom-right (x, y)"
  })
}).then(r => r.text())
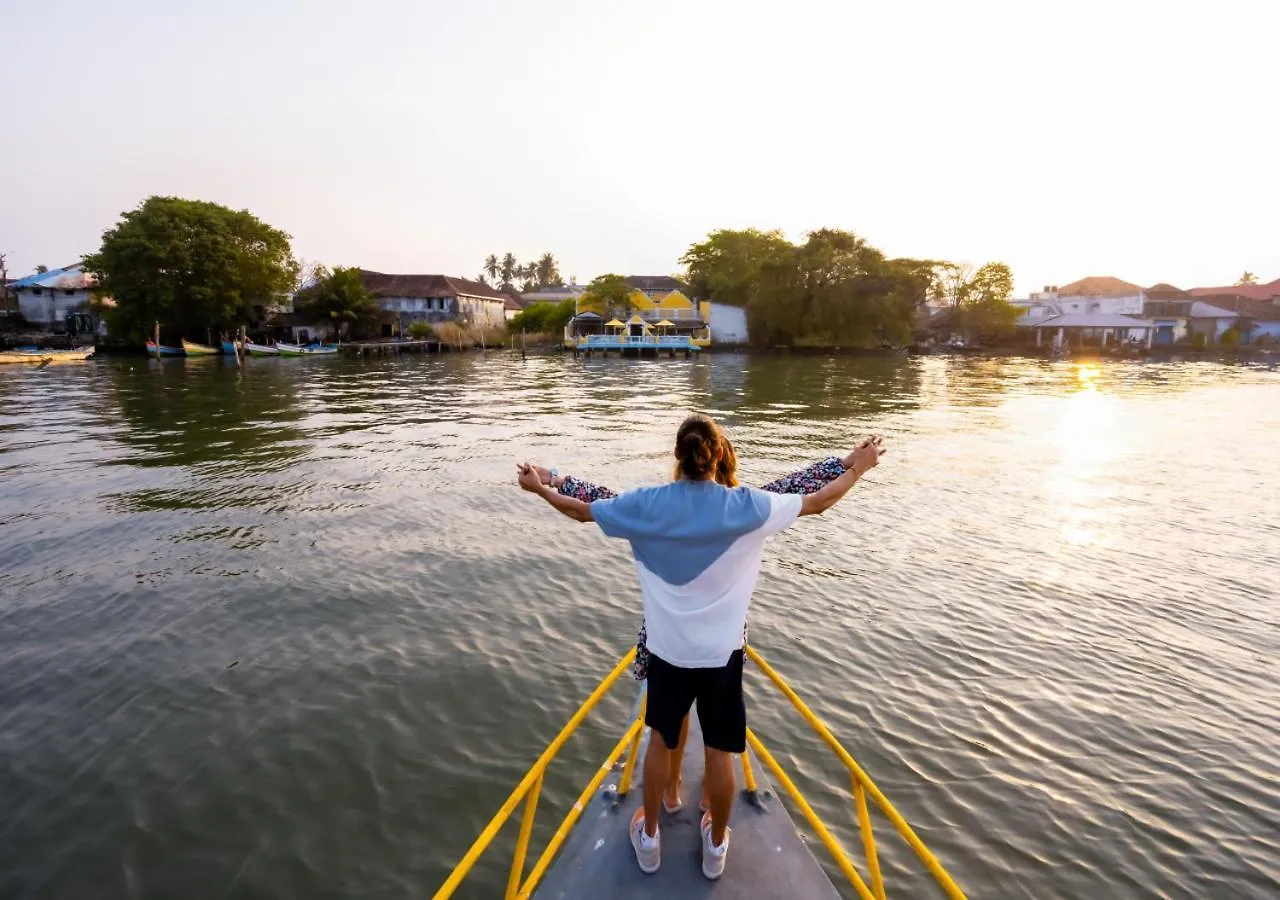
top-left (8, 264), bottom-right (104, 334)
top-left (503, 293), bottom-right (526, 322)
top-left (1014, 276), bottom-right (1152, 345)
top-left (521, 283), bottom-right (586, 306)
top-left (565, 275), bottom-right (712, 348)
top-left (357, 270), bottom-right (508, 335)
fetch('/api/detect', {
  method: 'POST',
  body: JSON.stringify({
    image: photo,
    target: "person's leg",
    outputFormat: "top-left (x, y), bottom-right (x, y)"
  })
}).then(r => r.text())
top-left (694, 649), bottom-right (746, 877)
top-left (703, 747), bottom-right (735, 846)
top-left (641, 730), bottom-right (671, 837)
top-left (638, 654), bottom-right (696, 841)
top-left (663, 713), bottom-right (691, 810)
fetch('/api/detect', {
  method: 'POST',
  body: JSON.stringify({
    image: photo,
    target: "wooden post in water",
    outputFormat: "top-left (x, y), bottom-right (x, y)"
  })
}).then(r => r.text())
top-left (521, 328), bottom-right (526, 361)
top-left (153, 321), bottom-right (161, 360)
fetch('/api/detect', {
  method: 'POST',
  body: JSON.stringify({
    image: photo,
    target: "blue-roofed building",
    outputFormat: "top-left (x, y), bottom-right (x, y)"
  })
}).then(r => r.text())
top-left (9, 264), bottom-right (105, 334)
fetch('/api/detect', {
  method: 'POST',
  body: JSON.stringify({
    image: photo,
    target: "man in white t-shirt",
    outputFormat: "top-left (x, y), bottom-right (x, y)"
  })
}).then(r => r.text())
top-left (518, 415), bottom-right (884, 880)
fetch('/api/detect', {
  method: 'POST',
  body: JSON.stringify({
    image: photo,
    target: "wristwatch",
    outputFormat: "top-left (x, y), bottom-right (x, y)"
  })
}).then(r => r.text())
top-left (549, 467), bottom-right (559, 487)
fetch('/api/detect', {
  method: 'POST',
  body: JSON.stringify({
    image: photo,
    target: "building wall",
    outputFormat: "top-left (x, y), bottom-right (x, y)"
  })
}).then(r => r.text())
top-left (379, 295), bottom-right (456, 314)
top-left (16, 288), bottom-right (94, 326)
top-left (708, 302), bottom-right (749, 344)
top-left (1248, 321), bottom-right (1280, 342)
top-left (458, 295), bottom-right (505, 327)
top-left (1055, 294), bottom-right (1144, 315)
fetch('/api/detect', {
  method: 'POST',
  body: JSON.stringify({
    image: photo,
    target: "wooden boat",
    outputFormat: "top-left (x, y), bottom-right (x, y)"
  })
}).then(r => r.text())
top-left (181, 339), bottom-right (221, 356)
top-left (0, 348), bottom-right (96, 365)
top-left (145, 340), bottom-right (184, 357)
top-left (276, 342), bottom-right (339, 357)
top-left (244, 341), bottom-right (279, 357)
top-left (221, 340), bottom-right (241, 355)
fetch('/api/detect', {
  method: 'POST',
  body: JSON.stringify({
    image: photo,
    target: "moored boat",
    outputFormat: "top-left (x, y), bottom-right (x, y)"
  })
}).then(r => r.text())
top-left (221, 340), bottom-right (241, 355)
top-left (277, 342), bottom-right (339, 357)
top-left (244, 341), bottom-right (279, 357)
top-left (181, 339), bottom-right (221, 356)
top-left (145, 340), bottom-right (184, 357)
top-left (0, 348), bottom-right (97, 365)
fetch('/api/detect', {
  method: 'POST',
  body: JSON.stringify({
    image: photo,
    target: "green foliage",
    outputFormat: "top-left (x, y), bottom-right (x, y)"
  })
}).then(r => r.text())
top-left (82, 196), bottom-right (298, 342)
top-left (1191, 331), bottom-right (1207, 348)
top-left (500, 253), bottom-right (518, 290)
top-left (955, 262), bottom-right (1019, 342)
top-left (407, 321), bottom-right (433, 339)
top-left (535, 253), bottom-right (562, 288)
top-left (296, 265), bottom-right (377, 335)
top-left (483, 251), bottom-right (562, 292)
top-left (681, 228), bottom-right (791, 307)
top-left (1238, 271), bottom-right (1257, 285)
top-left (1219, 326), bottom-right (1241, 346)
top-left (581, 274), bottom-right (635, 316)
top-left (739, 229), bottom-right (931, 348)
top-left (510, 298), bottom-right (575, 334)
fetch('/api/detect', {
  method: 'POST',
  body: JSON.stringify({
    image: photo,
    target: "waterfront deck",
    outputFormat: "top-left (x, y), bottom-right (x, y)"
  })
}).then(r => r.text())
top-left (533, 707), bottom-right (839, 900)
top-left (570, 335), bottom-right (702, 357)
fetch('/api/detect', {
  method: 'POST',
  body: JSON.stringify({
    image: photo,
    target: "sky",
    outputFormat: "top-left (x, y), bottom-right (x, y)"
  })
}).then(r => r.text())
top-left (3, 0), bottom-right (1277, 295)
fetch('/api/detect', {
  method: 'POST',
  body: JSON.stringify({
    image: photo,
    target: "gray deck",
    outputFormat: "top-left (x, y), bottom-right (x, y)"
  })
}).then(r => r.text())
top-left (533, 702), bottom-right (841, 899)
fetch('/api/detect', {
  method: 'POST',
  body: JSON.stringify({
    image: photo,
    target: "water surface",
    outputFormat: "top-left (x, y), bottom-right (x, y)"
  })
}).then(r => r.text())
top-left (1, 352), bottom-right (1277, 898)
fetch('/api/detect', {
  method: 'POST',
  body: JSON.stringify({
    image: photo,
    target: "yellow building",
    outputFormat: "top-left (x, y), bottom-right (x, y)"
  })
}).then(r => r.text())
top-left (566, 276), bottom-right (711, 348)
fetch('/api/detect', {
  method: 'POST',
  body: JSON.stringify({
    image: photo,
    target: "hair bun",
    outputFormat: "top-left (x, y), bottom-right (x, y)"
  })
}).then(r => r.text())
top-left (674, 414), bottom-right (723, 481)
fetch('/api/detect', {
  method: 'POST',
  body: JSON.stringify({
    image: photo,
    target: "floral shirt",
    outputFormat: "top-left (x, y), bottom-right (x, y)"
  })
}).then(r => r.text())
top-left (557, 457), bottom-right (847, 679)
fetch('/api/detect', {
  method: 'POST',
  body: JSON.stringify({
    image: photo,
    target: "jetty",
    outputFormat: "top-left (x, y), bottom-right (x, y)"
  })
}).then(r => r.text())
top-left (573, 335), bottom-right (700, 359)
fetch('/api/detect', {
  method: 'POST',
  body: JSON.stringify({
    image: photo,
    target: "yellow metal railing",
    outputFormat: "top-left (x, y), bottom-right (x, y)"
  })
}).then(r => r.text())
top-left (433, 645), bottom-right (965, 899)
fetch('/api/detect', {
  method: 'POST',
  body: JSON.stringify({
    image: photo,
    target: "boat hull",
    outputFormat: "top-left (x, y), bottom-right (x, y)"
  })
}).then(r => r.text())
top-left (244, 342), bottom-right (279, 357)
top-left (181, 340), bottom-right (221, 356)
top-left (277, 343), bottom-right (338, 357)
top-left (0, 349), bottom-right (96, 365)
top-left (145, 341), bottom-right (184, 357)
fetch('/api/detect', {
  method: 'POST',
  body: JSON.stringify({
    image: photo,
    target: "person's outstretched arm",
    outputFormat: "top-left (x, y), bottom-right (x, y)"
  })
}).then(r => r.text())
top-left (517, 463), bottom-right (594, 522)
top-left (799, 436), bottom-right (886, 516)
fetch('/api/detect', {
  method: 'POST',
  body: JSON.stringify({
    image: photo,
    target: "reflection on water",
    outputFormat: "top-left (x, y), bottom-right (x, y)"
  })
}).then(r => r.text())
top-left (1, 353), bottom-right (1278, 899)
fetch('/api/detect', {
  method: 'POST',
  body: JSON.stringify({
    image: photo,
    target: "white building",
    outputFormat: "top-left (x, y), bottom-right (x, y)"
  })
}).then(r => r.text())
top-left (708, 302), bottom-right (749, 344)
top-left (358, 270), bottom-right (508, 328)
top-left (8, 264), bottom-right (105, 334)
top-left (1015, 276), bottom-right (1151, 344)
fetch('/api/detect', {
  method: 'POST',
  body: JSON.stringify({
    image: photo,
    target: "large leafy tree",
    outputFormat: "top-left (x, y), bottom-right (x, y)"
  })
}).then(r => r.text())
top-left (579, 273), bottom-right (635, 316)
top-left (955, 262), bottom-right (1018, 342)
top-left (680, 228), bottom-right (791, 307)
top-left (295, 265), bottom-right (377, 337)
top-left (83, 196), bottom-right (297, 342)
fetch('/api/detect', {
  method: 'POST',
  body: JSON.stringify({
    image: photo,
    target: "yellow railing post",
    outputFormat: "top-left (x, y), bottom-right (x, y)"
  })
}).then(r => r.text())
top-left (747, 729), bottom-right (878, 900)
top-left (617, 696), bottom-right (647, 796)
top-left (519, 718), bottom-right (644, 897)
top-left (740, 750), bottom-right (758, 794)
top-left (854, 779), bottom-right (886, 900)
top-left (745, 646), bottom-right (966, 900)
top-left (506, 773), bottom-right (542, 900)
top-left (432, 649), bottom-right (635, 900)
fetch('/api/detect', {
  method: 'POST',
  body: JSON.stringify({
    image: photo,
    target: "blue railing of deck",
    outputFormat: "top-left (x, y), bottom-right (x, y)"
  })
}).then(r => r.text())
top-left (582, 335), bottom-right (698, 349)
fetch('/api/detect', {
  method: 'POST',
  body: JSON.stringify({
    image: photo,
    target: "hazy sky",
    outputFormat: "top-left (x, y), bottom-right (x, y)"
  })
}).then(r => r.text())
top-left (4, 0), bottom-right (1277, 294)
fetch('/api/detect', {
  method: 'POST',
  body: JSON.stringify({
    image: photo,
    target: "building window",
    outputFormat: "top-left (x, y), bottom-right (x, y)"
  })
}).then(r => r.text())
top-left (32, 288), bottom-right (43, 295)
top-left (65, 289), bottom-right (76, 296)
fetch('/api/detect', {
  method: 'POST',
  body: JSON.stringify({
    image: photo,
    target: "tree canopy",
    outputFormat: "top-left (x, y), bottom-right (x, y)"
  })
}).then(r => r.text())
top-left (479, 251), bottom-right (563, 292)
top-left (954, 262), bottom-right (1019, 341)
top-left (294, 265), bottom-right (377, 336)
top-left (579, 273), bottom-right (635, 316)
top-left (509, 298), bottom-right (575, 334)
top-left (681, 228), bottom-right (791, 308)
top-left (1238, 270), bottom-right (1257, 285)
top-left (83, 196), bottom-right (297, 342)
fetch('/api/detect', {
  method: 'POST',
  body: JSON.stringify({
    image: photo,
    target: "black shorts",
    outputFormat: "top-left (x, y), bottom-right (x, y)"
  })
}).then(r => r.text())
top-left (645, 650), bottom-right (746, 754)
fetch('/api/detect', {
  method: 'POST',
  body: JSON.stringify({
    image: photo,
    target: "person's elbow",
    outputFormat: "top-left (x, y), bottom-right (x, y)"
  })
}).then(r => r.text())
top-left (800, 495), bottom-right (831, 517)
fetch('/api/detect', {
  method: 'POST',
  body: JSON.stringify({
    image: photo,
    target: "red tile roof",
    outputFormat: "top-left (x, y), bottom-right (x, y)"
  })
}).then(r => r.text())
top-left (1187, 278), bottom-right (1280, 302)
top-left (1056, 276), bottom-right (1144, 297)
top-left (357, 270), bottom-right (507, 301)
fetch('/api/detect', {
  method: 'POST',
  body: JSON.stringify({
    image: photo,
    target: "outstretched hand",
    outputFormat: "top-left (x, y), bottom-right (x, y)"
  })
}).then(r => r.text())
top-left (516, 462), bottom-right (546, 493)
top-left (843, 436), bottom-right (886, 475)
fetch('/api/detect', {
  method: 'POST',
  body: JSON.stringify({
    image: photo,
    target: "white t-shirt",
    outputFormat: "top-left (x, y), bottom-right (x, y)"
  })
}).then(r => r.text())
top-left (592, 480), bottom-right (802, 668)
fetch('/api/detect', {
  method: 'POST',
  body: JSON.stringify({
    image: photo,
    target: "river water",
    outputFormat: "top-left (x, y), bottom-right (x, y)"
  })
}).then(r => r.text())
top-left (1, 352), bottom-right (1277, 899)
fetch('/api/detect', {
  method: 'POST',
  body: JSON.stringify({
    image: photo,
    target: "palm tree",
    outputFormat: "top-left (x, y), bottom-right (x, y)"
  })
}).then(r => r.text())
top-left (535, 252), bottom-right (560, 288)
top-left (1238, 271), bottom-right (1258, 285)
top-left (484, 255), bottom-right (500, 284)
top-left (500, 253), bottom-right (518, 290)
top-left (520, 264), bottom-right (540, 293)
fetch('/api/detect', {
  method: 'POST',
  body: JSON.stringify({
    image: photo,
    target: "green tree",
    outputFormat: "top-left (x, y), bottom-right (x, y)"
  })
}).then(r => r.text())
top-left (580, 273), bottom-right (635, 317)
top-left (1238, 271), bottom-right (1257, 285)
top-left (35, 264), bottom-right (48, 274)
top-left (955, 262), bottom-right (1018, 342)
top-left (509, 297), bottom-right (575, 334)
top-left (500, 253), bottom-right (518, 290)
top-left (680, 228), bottom-right (791, 306)
top-left (535, 252), bottom-right (561, 288)
top-left (83, 196), bottom-right (297, 342)
top-left (407, 321), bottom-right (433, 339)
top-left (484, 255), bottom-right (500, 283)
top-left (296, 265), bottom-right (377, 338)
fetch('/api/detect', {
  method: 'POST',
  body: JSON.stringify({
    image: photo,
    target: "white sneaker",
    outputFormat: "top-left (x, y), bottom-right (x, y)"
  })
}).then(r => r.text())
top-left (630, 807), bottom-right (661, 874)
top-left (700, 810), bottom-right (729, 880)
